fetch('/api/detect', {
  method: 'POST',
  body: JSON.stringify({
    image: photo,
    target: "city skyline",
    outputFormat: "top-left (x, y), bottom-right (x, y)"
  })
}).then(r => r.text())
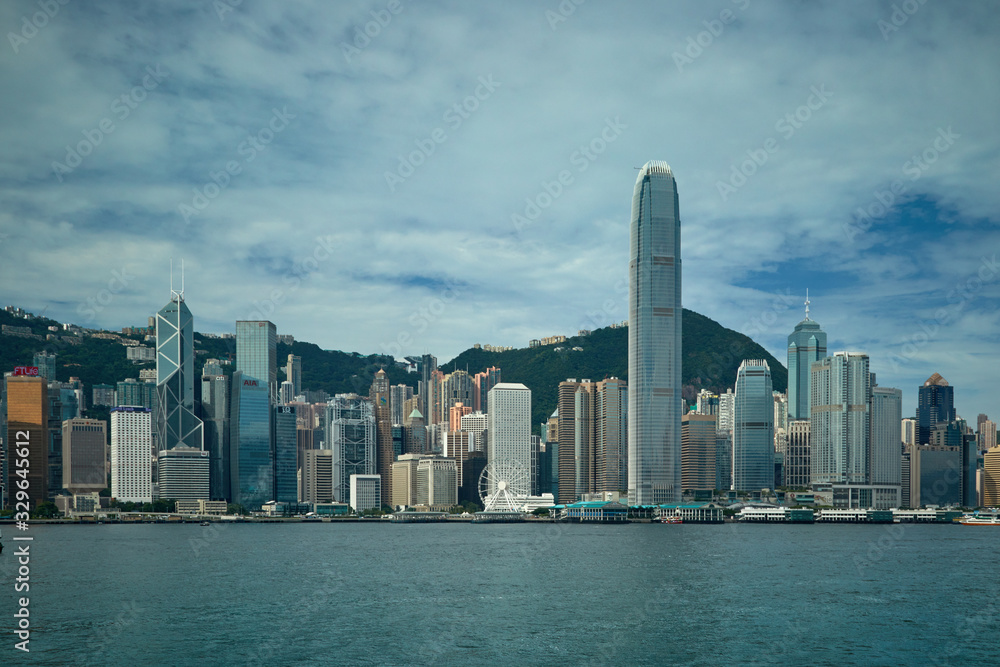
top-left (1, 2), bottom-right (998, 424)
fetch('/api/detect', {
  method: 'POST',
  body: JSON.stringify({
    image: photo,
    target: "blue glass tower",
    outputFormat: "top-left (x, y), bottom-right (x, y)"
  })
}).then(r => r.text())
top-left (273, 404), bottom-right (298, 503)
top-left (786, 293), bottom-right (826, 421)
top-left (230, 370), bottom-right (272, 510)
top-left (156, 287), bottom-right (203, 452)
top-left (917, 373), bottom-right (955, 445)
top-left (628, 160), bottom-right (682, 505)
top-left (733, 360), bottom-right (774, 492)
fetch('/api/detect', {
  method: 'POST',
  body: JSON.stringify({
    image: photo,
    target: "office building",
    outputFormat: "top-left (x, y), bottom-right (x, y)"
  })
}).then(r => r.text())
top-left (902, 418), bottom-right (916, 447)
top-left (392, 454), bottom-right (421, 508)
top-left (301, 449), bottom-right (333, 504)
top-left (273, 404), bottom-right (297, 503)
top-left (201, 373), bottom-right (230, 501)
top-left (870, 387), bottom-right (903, 486)
top-left (557, 378), bottom-right (596, 503)
top-left (908, 445), bottom-right (963, 507)
top-left (418, 354), bottom-right (438, 425)
top-left (278, 381), bottom-right (295, 405)
top-left (917, 373), bottom-right (955, 445)
top-left (110, 407), bottom-right (152, 503)
top-left (230, 370), bottom-right (272, 511)
top-left (349, 473), bottom-right (381, 513)
top-left (628, 160), bottom-right (682, 506)
top-left (5, 375), bottom-right (49, 507)
top-left (157, 446), bottom-right (210, 501)
top-left (983, 446), bottom-right (1000, 506)
top-left (487, 383), bottom-right (532, 498)
top-left (416, 456), bottom-right (458, 509)
top-left (785, 420), bottom-right (811, 488)
top-left (786, 295), bottom-right (827, 421)
top-left (978, 420), bottom-right (997, 453)
top-left (370, 370), bottom-right (394, 506)
top-left (155, 287), bottom-right (203, 452)
top-left (682, 413), bottom-right (718, 492)
top-left (443, 430), bottom-right (473, 488)
top-left (327, 394), bottom-right (375, 504)
top-left (733, 360), bottom-right (774, 492)
top-left (62, 418), bottom-right (107, 495)
top-left (236, 320), bottom-right (277, 398)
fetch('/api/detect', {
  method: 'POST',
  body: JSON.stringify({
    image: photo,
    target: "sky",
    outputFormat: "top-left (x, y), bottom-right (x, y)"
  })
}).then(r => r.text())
top-left (1, 0), bottom-right (998, 424)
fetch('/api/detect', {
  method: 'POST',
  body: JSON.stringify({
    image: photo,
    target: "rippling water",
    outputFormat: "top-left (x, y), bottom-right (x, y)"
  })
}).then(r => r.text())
top-left (2, 521), bottom-right (997, 665)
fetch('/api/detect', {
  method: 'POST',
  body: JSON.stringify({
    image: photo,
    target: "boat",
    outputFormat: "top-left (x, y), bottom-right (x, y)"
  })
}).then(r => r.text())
top-left (657, 515), bottom-right (682, 524)
top-left (199, 521), bottom-right (211, 526)
top-left (958, 513), bottom-right (1000, 526)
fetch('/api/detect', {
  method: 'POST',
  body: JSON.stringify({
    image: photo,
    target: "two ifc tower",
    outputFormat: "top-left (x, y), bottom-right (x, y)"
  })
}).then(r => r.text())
top-left (628, 160), bottom-right (683, 506)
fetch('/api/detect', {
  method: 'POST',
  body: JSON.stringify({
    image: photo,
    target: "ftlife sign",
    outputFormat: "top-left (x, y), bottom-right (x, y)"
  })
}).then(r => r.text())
top-left (12, 367), bottom-right (39, 376)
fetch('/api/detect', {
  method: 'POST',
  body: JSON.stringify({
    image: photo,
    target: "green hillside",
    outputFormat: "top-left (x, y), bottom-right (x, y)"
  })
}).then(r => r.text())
top-left (444, 309), bottom-right (787, 429)
top-left (1, 307), bottom-right (785, 432)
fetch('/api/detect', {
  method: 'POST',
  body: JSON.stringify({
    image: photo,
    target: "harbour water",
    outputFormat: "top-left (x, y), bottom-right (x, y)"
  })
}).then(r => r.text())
top-left (2, 522), bottom-right (997, 665)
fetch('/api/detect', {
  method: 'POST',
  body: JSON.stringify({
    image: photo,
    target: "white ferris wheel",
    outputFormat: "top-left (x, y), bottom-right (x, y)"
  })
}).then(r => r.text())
top-left (478, 459), bottom-right (530, 513)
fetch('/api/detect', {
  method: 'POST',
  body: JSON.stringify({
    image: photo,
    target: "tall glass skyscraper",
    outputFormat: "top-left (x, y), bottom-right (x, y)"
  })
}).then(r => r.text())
top-left (786, 295), bottom-right (826, 421)
top-left (733, 360), bottom-right (774, 492)
top-left (273, 404), bottom-right (298, 503)
top-left (236, 320), bottom-right (277, 397)
top-left (156, 290), bottom-right (203, 452)
top-left (230, 370), bottom-right (272, 510)
top-left (917, 373), bottom-right (955, 445)
top-left (628, 160), bottom-right (682, 505)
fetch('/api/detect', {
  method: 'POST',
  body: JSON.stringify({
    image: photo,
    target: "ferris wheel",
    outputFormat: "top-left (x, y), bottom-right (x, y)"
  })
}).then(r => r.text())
top-left (479, 459), bottom-right (530, 513)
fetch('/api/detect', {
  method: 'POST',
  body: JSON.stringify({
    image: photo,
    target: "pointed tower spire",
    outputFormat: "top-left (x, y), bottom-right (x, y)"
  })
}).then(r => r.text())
top-left (804, 288), bottom-right (810, 321)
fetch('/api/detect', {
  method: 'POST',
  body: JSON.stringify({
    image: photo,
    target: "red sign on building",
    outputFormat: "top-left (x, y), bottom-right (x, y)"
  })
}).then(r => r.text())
top-left (12, 366), bottom-right (39, 376)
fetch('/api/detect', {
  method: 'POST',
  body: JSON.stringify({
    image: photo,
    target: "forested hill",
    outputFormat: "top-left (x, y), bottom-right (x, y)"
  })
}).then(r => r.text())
top-left (444, 308), bottom-right (786, 429)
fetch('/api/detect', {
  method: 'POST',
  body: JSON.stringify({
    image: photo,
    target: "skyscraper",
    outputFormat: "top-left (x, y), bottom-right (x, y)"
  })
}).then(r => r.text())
top-left (557, 378), bottom-right (596, 504)
top-left (229, 370), bottom-right (272, 511)
top-left (110, 406), bottom-right (152, 503)
top-left (810, 353), bottom-right (870, 486)
top-left (33, 351), bottom-right (56, 382)
top-left (390, 383), bottom-right (414, 426)
top-left (473, 367), bottom-right (501, 412)
top-left (917, 373), bottom-right (955, 445)
top-left (870, 386), bottom-right (903, 487)
top-left (733, 360), bottom-right (774, 492)
top-left (326, 394), bottom-right (375, 504)
top-left (285, 354), bottom-right (302, 397)
top-left (236, 321), bottom-right (277, 397)
top-left (370, 370), bottom-right (393, 506)
top-left (682, 413), bottom-right (718, 492)
top-left (5, 375), bottom-right (49, 508)
top-left (201, 373), bottom-right (230, 501)
top-left (983, 446), bottom-right (1000, 507)
top-left (273, 404), bottom-right (297, 503)
top-left (486, 382), bottom-right (532, 496)
top-left (786, 293), bottom-right (827, 421)
top-left (628, 160), bottom-right (682, 506)
top-left (62, 418), bottom-right (107, 495)
top-left (596, 377), bottom-right (627, 494)
top-left (156, 287), bottom-right (203, 452)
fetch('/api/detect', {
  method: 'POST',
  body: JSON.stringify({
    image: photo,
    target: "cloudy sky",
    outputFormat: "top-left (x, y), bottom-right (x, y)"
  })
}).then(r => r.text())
top-left (1, 0), bottom-right (998, 422)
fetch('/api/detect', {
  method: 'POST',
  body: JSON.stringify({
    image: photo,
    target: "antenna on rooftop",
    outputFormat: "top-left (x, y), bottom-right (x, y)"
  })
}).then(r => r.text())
top-left (804, 288), bottom-right (810, 320)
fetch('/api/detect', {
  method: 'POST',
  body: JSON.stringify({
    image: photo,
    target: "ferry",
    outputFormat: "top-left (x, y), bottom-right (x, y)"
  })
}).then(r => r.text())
top-left (958, 513), bottom-right (1000, 526)
top-left (657, 515), bottom-right (682, 524)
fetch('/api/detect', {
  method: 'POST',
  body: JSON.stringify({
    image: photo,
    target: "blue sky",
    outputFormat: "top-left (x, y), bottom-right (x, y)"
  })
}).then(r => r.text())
top-left (1, 0), bottom-right (998, 423)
